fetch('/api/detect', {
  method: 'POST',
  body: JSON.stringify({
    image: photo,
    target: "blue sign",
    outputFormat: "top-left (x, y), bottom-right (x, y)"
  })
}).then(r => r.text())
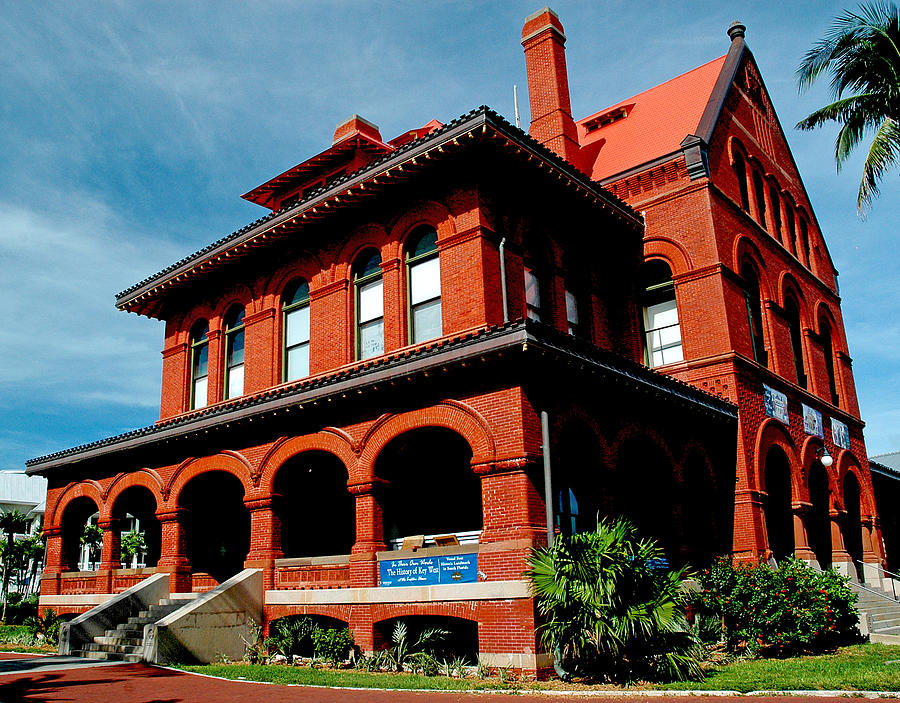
top-left (380, 553), bottom-right (478, 587)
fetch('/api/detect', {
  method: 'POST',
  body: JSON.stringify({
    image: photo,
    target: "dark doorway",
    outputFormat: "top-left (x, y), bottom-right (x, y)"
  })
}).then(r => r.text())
top-left (808, 463), bottom-right (831, 568)
top-left (763, 447), bottom-right (794, 561)
top-left (112, 486), bottom-right (161, 568)
top-left (179, 471), bottom-right (250, 583)
top-left (274, 451), bottom-right (355, 558)
top-left (843, 472), bottom-right (864, 578)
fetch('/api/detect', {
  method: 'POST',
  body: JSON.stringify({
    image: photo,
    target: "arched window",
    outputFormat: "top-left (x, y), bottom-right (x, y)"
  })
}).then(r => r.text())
top-left (406, 228), bottom-right (441, 344)
top-left (799, 216), bottom-right (811, 267)
top-left (820, 318), bottom-right (839, 406)
top-left (785, 296), bottom-right (807, 389)
top-left (769, 186), bottom-right (782, 243)
top-left (523, 266), bottom-right (544, 322)
top-left (741, 263), bottom-right (767, 366)
top-left (223, 305), bottom-right (245, 399)
top-left (752, 170), bottom-right (767, 228)
top-left (784, 201), bottom-right (797, 256)
top-left (189, 320), bottom-right (209, 410)
top-left (282, 279), bottom-right (310, 382)
top-left (734, 152), bottom-right (750, 212)
top-left (354, 249), bottom-right (383, 360)
top-left (640, 260), bottom-right (682, 367)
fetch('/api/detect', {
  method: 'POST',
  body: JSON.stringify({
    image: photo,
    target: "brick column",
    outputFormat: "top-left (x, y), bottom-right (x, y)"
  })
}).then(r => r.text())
top-left (475, 458), bottom-right (545, 545)
top-left (244, 497), bottom-right (281, 592)
top-left (381, 258), bottom-right (403, 352)
top-left (830, 508), bottom-right (854, 577)
top-left (348, 481), bottom-right (385, 587)
top-left (41, 526), bottom-right (64, 596)
top-left (792, 501), bottom-right (816, 561)
top-left (156, 508), bottom-right (191, 593)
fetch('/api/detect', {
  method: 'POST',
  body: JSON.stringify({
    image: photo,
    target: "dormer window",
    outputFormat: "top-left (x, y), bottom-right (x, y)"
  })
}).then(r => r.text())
top-left (583, 105), bottom-right (632, 133)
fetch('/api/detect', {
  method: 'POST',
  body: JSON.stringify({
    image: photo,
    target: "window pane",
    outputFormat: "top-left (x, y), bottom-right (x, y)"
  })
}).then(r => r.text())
top-left (193, 343), bottom-right (208, 378)
top-left (412, 298), bottom-right (442, 343)
top-left (358, 279), bottom-right (383, 323)
top-left (193, 377), bottom-right (208, 409)
top-left (286, 343), bottom-right (310, 381)
top-left (524, 268), bottom-right (541, 309)
top-left (359, 319), bottom-right (384, 359)
top-left (228, 329), bottom-right (245, 365)
top-left (645, 299), bottom-right (682, 367)
top-left (410, 256), bottom-right (440, 304)
top-left (286, 305), bottom-right (310, 347)
top-left (565, 290), bottom-right (579, 325)
top-left (227, 363), bottom-right (244, 398)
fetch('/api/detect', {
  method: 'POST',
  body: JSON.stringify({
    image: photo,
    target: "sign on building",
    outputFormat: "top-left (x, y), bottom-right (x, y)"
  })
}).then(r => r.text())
top-left (763, 384), bottom-right (789, 424)
top-left (802, 403), bottom-right (824, 438)
top-left (379, 553), bottom-right (478, 587)
top-left (831, 417), bottom-right (850, 450)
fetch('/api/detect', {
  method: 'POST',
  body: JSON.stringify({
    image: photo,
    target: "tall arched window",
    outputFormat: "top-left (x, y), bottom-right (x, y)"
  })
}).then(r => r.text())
top-left (354, 249), bottom-right (383, 360)
top-left (785, 201), bottom-right (797, 256)
top-left (769, 186), bottom-right (782, 243)
top-left (741, 263), bottom-right (768, 366)
top-left (820, 318), bottom-right (839, 406)
top-left (799, 216), bottom-right (811, 267)
top-left (406, 228), bottom-right (441, 344)
top-left (283, 279), bottom-right (310, 382)
top-left (189, 320), bottom-right (209, 410)
top-left (752, 170), bottom-right (767, 228)
top-left (734, 152), bottom-right (750, 212)
top-left (223, 305), bottom-right (245, 399)
top-left (785, 296), bottom-right (807, 389)
top-left (640, 260), bottom-right (682, 367)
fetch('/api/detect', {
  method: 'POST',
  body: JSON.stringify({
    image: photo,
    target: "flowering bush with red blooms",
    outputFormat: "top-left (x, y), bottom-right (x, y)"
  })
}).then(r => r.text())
top-left (696, 557), bottom-right (860, 656)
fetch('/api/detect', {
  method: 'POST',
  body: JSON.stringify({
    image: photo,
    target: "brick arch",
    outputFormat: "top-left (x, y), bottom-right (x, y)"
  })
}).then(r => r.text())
top-left (727, 134), bottom-right (749, 165)
top-left (642, 239), bottom-right (692, 278)
top-left (334, 223), bottom-right (390, 279)
top-left (257, 430), bottom-right (359, 493)
top-left (779, 272), bottom-right (810, 325)
top-left (609, 426), bottom-right (679, 480)
top-left (263, 253), bottom-right (325, 309)
top-left (101, 470), bottom-right (164, 522)
top-left (213, 285), bottom-right (257, 327)
top-left (836, 450), bottom-right (876, 516)
top-left (754, 418), bottom-right (801, 499)
top-left (798, 435), bottom-right (836, 503)
top-left (389, 200), bottom-right (457, 246)
top-left (177, 306), bottom-right (216, 347)
top-left (372, 602), bottom-right (482, 625)
top-left (359, 401), bottom-right (496, 478)
top-left (813, 301), bottom-right (846, 350)
top-left (48, 480), bottom-right (104, 529)
top-left (733, 236), bottom-right (773, 299)
top-left (552, 407), bottom-right (612, 467)
top-left (165, 452), bottom-right (255, 508)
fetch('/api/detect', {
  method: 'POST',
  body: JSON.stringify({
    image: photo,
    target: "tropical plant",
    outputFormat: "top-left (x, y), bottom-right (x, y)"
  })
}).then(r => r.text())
top-left (24, 608), bottom-right (62, 643)
top-left (796, 1), bottom-right (900, 213)
top-left (0, 510), bottom-right (28, 622)
top-left (120, 529), bottom-right (147, 567)
top-left (695, 556), bottom-right (860, 655)
top-left (311, 625), bottom-right (354, 665)
top-left (80, 523), bottom-right (102, 567)
top-left (383, 620), bottom-right (449, 673)
top-left (525, 516), bottom-right (702, 683)
top-left (21, 535), bottom-right (44, 598)
top-left (264, 616), bottom-right (315, 664)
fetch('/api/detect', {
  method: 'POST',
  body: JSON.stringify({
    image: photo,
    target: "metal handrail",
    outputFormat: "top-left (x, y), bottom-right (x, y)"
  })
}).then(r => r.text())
top-left (856, 560), bottom-right (900, 600)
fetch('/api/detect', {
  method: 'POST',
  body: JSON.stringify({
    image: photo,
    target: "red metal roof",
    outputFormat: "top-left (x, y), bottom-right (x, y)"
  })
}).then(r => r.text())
top-left (577, 55), bottom-right (727, 181)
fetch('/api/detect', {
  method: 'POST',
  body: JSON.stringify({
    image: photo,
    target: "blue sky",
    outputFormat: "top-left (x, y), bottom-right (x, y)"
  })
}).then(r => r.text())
top-left (1, 1), bottom-right (897, 469)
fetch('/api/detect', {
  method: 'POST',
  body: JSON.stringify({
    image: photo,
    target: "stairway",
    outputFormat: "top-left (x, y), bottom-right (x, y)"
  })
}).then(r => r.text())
top-left (853, 582), bottom-right (900, 643)
top-left (72, 593), bottom-right (200, 662)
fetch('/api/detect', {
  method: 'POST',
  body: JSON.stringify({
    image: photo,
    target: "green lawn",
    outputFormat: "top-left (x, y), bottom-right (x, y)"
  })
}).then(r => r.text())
top-left (179, 643), bottom-right (900, 692)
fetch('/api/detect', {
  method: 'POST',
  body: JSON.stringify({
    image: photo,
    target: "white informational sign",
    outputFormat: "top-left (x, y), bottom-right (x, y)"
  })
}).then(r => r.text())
top-left (763, 384), bottom-right (789, 424)
top-left (802, 403), bottom-right (824, 439)
top-left (831, 418), bottom-right (850, 450)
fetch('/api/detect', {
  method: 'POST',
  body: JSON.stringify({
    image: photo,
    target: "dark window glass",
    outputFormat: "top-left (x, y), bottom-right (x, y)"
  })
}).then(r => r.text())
top-left (189, 321), bottom-right (209, 410)
top-left (785, 202), bottom-right (797, 256)
top-left (752, 170), bottom-right (767, 227)
top-left (734, 154), bottom-right (750, 211)
top-left (799, 217), bottom-right (811, 267)
top-left (741, 264), bottom-right (768, 367)
top-left (769, 186), bottom-right (782, 242)
top-left (821, 321), bottom-right (839, 406)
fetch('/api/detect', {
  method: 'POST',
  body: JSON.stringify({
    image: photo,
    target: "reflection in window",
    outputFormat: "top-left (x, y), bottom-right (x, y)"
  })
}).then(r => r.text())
top-left (785, 297), bottom-right (807, 389)
top-left (406, 228), bottom-right (441, 344)
top-left (354, 250), bottom-right (383, 360)
top-left (224, 305), bottom-right (245, 399)
top-left (189, 320), bottom-right (209, 409)
top-left (283, 279), bottom-right (310, 382)
top-left (741, 263), bottom-right (768, 366)
top-left (524, 267), bottom-right (543, 322)
top-left (641, 260), bottom-right (683, 367)
top-left (734, 153), bottom-right (750, 211)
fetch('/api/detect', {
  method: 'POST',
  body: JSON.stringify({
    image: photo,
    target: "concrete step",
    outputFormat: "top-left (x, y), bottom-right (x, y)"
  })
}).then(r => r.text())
top-left (127, 615), bottom-right (155, 626)
top-left (81, 642), bottom-right (144, 655)
top-left (74, 649), bottom-right (143, 663)
top-left (872, 633), bottom-right (900, 644)
top-left (158, 593), bottom-right (201, 606)
top-left (94, 635), bottom-right (143, 647)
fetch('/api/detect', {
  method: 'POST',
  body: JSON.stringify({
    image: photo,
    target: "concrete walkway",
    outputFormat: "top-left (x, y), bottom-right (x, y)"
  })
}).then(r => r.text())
top-left (0, 656), bottom-right (886, 702)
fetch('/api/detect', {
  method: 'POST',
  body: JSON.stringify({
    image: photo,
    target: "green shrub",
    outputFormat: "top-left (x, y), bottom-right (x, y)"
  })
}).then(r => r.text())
top-left (264, 616), bottom-right (315, 664)
top-left (696, 557), bottom-right (860, 655)
top-left (4, 595), bottom-right (38, 625)
top-left (311, 626), bottom-right (354, 665)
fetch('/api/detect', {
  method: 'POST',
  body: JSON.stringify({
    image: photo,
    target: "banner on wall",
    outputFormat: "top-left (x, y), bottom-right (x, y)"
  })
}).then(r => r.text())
top-left (832, 418), bottom-right (850, 450)
top-left (763, 384), bottom-right (789, 424)
top-left (802, 403), bottom-right (824, 438)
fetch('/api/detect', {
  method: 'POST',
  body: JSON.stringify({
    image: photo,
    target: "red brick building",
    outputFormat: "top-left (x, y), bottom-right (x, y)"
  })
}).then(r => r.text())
top-left (27, 9), bottom-right (883, 669)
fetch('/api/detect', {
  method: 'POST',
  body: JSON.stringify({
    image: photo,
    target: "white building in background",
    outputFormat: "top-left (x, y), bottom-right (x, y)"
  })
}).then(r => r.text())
top-left (0, 469), bottom-right (48, 596)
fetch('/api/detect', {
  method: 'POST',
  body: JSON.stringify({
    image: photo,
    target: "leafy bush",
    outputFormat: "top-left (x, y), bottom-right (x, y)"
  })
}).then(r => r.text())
top-left (264, 616), bottom-right (315, 664)
top-left (525, 516), bottom-right (702, 683)
top-left (24, 608), bottom-right (62, 644)
top-left (4, 596), bottom-right (38, 626)
top-left (311, 626), bottom-right (354, 665)
top-left (383, 620), bottom-right (449, 673)
top-left (696, 557), bottom-right (860, 655)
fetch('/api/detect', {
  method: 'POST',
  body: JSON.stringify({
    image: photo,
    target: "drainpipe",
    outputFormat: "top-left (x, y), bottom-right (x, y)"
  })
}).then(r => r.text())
top-left (499, 237), bottom-right (509, 323)
top-left (541, 410), bottom-right (554, 547)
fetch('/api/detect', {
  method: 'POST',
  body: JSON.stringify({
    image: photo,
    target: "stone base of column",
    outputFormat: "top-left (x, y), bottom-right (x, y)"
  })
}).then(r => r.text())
top-left (830, 560), bottom-right (857, 581)
top-left (798, 557), bottom-right (822, 571)
top-left (861, 561), bottom-right (884, 589)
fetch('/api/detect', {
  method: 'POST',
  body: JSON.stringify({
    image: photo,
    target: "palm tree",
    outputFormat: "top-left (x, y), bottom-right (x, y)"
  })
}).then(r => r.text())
top-left (525, 516), bottom-right (701, 682)
top-left (796, 2), bottom-right (900, 213)
top-left (0, 510), bottom-right (28, 622)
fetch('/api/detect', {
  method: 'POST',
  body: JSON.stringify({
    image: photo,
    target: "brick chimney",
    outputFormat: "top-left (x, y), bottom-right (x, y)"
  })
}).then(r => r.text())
top-left (521, 7), bottom-right (580, 164)
top-left (333, 114), bottom-right (383, 145)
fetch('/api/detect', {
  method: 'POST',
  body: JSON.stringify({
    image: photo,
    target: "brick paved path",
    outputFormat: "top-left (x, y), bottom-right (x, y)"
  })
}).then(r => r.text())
top-left (0, 658), bottom-right (852, 703)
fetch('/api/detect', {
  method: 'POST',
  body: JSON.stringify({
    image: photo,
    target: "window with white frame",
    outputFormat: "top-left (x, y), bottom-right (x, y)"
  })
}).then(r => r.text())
top-left (189, 320), bottom-right (209, 410)
top-left (223, 305), bottom-right (245, 399)
top-left (354, 250), bottom-right (384, 360)
top-left (282, 279), bottom-right (310, 381)
top-left (524, 266), bottom-right (543, 322)
top-left (406, 228), bottom-right (441, 343)
top-left (641, 260), bottom-right (683, 367)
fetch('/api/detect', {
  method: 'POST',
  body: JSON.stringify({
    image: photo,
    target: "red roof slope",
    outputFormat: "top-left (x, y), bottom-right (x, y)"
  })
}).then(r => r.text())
top-left (578, 55), bottom-right (726, 181)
